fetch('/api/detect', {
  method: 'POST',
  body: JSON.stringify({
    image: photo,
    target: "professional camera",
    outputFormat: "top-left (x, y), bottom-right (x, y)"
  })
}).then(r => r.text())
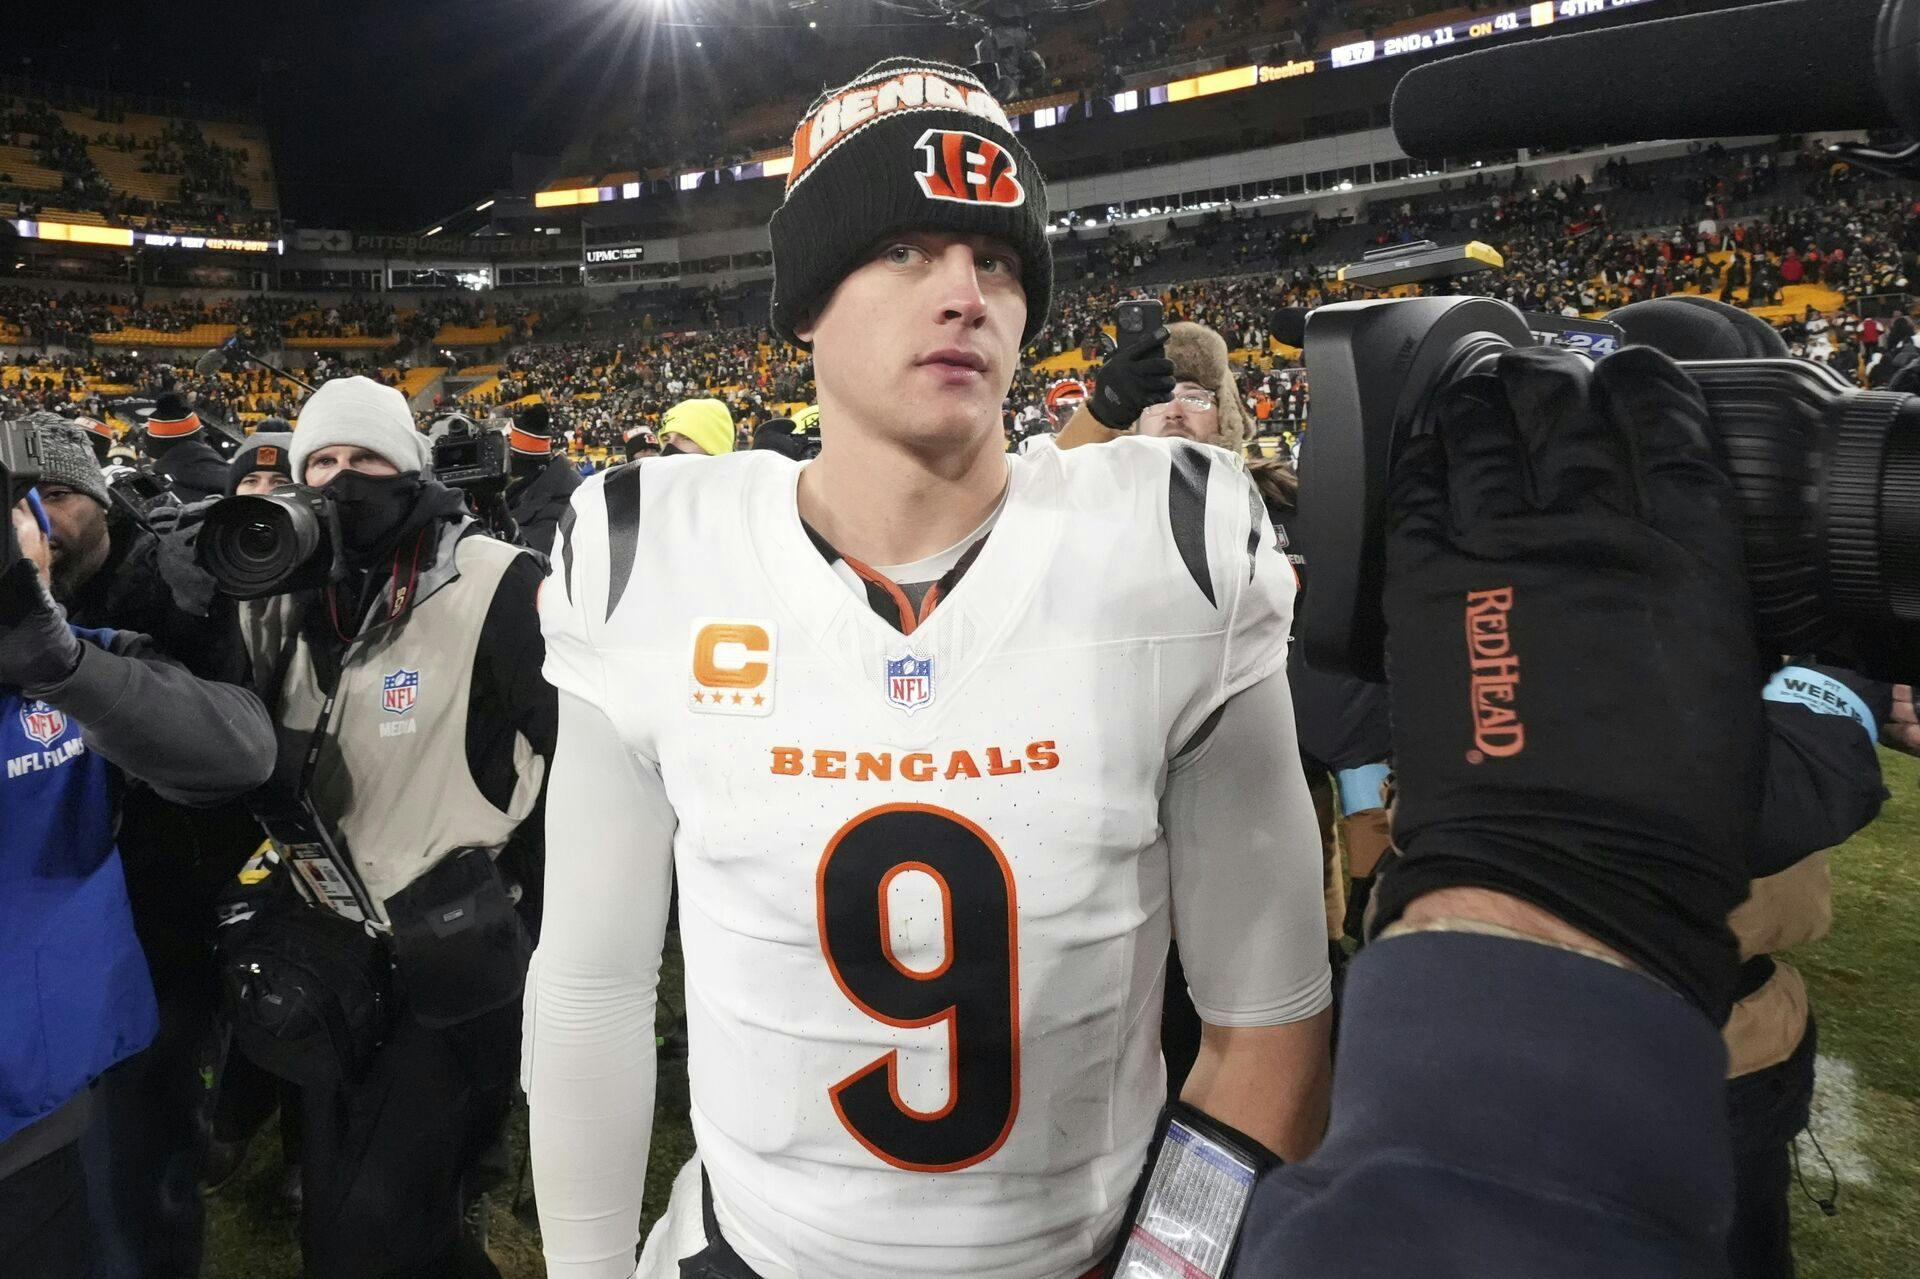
top-left (102, 462), bottom-right (184, 523)
top-left (1294, 293), bottom-right (1920, 683)
top-left (197, 486), bottom-right (344, 600)
top-left (0, 420), bottom-right (45, 572)
top-left (430, 415), bottom-right (511, 494)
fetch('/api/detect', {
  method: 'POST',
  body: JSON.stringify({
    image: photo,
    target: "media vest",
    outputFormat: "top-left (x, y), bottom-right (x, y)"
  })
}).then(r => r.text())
top-left (243, 522), bottom-right (545, 919)
top-left (0, 629), bottom-right (159, 1144)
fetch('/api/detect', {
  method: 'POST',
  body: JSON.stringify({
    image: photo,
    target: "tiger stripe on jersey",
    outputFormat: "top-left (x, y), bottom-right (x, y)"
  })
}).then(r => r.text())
top-left (1167, 444), bottom-right (1216, 607)
top-left (557, 503), bottom-right (578, 599)
top-left (1245, 479), bottom-right (1264, 581)
top-left (604, 463), bottom-right (642, 621)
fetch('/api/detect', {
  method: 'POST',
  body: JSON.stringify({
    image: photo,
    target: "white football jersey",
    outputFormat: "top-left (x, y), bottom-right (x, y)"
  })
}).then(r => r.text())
top-left (542, 440), bottom-right (1296, 1279)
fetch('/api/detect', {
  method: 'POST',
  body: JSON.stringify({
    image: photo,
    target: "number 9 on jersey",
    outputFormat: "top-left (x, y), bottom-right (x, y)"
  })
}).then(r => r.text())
top-left (815, 803), bottom-right (1021, 1172)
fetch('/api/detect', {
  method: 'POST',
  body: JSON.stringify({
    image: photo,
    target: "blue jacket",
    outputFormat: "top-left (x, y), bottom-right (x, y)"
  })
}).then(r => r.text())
top-left (0, 627), bottom-right (159, 1145)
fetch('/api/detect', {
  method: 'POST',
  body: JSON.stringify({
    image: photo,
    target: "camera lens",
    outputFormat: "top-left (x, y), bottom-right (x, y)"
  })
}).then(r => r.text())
top-left (237, 520), bottom-right (279, 562)
top-left (197, 490), bottom-right (329, 599)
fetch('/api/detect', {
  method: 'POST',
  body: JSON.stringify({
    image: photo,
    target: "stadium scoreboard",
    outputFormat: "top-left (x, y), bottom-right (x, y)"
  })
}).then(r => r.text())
top-left (1330, 0), bottom-right (1654, 69)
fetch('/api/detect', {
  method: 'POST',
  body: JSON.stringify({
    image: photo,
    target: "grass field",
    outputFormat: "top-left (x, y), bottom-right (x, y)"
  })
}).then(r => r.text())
top-left (206, 749), bottom-right (1920, 1278)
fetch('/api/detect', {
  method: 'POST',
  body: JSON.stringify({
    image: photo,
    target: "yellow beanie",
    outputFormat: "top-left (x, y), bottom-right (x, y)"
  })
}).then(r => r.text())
top-left (663, 398), bottom-right (735, 456)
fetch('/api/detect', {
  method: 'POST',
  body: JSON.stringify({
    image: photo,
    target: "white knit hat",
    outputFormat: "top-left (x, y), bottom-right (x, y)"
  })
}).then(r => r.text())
top-left (291, 376), bottom-right (432, 480)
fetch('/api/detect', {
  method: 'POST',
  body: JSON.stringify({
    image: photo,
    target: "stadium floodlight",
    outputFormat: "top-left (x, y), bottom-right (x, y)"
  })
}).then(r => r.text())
top-left (426, 225), bottom-right (444, 236)
top-left (475, 199), bottom-right (495, 212)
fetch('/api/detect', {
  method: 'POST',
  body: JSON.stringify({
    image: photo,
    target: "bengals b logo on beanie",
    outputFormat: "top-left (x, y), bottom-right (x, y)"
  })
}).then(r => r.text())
top-left (769, 58), bottom-right (1053, 350)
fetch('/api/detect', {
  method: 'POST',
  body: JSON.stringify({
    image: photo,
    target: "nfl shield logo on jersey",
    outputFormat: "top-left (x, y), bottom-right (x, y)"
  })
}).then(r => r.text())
top-left (20, 700), bottom-right (66, 746)
top-left (885, 655), bottom-right (934, 715)
top-left (382, 669), bottom-right (420, 715)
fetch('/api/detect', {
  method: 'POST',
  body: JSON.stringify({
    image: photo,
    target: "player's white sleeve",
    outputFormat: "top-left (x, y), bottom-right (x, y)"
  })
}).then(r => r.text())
top-left (525, 690), bottom-right (676, 1279)
top-left (1164, 667), bottom-right (1332, 1027)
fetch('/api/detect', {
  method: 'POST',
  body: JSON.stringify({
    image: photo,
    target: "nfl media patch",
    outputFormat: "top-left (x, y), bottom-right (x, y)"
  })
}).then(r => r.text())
top-left (885, 655), bottom-right (935, 715)
top-left (690, 618), bottom-right (777, 717)
top-left (20, 700), bottom-right (67, 747)
top-left (382, 669), bottom-right (420, 715)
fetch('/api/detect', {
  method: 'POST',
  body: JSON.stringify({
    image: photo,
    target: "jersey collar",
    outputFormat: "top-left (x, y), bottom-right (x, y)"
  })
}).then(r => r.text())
top-left (746, 451), bottom-right (1062, 723)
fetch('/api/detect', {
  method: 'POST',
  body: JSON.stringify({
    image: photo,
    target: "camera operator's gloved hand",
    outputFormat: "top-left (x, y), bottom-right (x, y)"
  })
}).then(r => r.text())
top-left (0, 559), bottom-right (84, 694)
top-left (151, 496), bottom-right (221, 618)
top-left (1887, 683), bottom-right (1920, 758)
top-left (1088, 325), bottom-right (1176, 428)
top-left (1371, 344), bottom-right (1764, 1021)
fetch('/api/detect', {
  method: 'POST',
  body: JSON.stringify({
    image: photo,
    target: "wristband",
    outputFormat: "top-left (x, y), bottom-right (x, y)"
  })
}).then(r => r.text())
top-left (1763, 666), bottom-right (1878, 740)
top-left (1335, 761), bottom-right (1392, 817)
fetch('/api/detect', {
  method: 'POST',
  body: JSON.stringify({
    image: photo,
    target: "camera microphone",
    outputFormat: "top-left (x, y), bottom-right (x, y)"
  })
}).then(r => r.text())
top-left (1391, 0), bottom-right (1913, 158)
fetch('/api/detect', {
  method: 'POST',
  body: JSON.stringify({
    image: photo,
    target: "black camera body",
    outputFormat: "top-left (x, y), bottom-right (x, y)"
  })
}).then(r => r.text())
top-left (197, 486), bottom-right (345, 600)
top-left (1295, 295), bottom-right (1920, 683)
top-left (102, 462), bottom-right (184, 524)
top-left (0, 420), bottom-right (46, 573)
top-left (431, 416), bottom-right (511, 495)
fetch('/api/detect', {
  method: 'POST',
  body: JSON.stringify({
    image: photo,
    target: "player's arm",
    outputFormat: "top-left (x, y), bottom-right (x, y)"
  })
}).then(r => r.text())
top-left (526, 690), bottom-right (675, 1279)
top-left (525, 475), bottom-right (674, 1279)
top-left (1166, 669), bottom-right (1334, 1161)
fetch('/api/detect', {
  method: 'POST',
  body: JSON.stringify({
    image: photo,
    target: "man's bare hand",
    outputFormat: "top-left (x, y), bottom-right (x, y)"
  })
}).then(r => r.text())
top-left (1886, 684), bottom-right (1920, 758)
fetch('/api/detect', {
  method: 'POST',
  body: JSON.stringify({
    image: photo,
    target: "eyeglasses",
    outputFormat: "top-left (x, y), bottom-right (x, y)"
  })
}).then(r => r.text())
top-left (1142, 391), bottom-right (1218, 415)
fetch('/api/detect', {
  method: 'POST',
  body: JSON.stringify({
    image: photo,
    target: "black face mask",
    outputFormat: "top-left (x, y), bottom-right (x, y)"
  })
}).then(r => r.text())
top-left (324, 470), bottom-right (425, 566)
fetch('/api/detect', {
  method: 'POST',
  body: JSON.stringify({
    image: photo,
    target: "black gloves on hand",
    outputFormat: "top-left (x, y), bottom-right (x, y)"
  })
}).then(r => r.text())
top-left (1089, 324), bottom-right (1176, 428)
top-left (1371, 344), bottom-right (1764, 1021)
top-left (0, 559), bottom-right (84, 693)
top-left (149, 496), bottom-right (221, 618)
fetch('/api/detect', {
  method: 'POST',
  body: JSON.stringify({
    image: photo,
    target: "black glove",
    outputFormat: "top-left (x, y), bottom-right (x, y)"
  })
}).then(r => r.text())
top-left (0, 559), bottom-right (84, 693)
top-left (1370, 344), bottom-right (1764, 1021)
top-left (149, 496), bottom-right (221, 618)
top-left (1089, 324), bottom-right (1176, 428)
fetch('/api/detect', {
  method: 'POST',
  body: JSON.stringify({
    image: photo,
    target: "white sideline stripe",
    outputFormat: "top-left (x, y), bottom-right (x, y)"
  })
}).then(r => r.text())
top-left (1795, 1054), bottom-right (1876, 1188)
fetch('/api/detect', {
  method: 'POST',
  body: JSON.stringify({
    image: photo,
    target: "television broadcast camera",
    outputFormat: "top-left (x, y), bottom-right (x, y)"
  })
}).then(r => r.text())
top-left (1295, 295), bottom-right (1920, 684)
top-left (1292, 0), bottom-right (1920, 687)
top-left (0, 421), bottom-right (45, 574)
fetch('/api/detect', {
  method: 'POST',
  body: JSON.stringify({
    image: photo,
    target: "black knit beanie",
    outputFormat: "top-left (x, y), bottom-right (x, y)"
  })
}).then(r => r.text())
top-left (769, 57), bottom-right (1053, 350)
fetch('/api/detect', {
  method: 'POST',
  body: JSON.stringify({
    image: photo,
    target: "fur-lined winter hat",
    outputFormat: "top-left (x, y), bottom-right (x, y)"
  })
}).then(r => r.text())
top-left (1164, 322), bottom-right (1252, 454)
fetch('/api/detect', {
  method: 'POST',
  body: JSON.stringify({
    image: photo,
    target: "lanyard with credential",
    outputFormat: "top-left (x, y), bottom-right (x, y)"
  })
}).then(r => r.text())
top-left (271, 679), bottom-right (381, 925)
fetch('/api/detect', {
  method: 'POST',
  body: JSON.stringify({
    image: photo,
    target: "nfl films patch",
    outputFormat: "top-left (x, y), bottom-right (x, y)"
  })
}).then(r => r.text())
top-left (690, 619), bottom-right (777, 717)
top-left (885, 654), bottom-right (934, 715)
top-left (20, 700), bottom-right (68, 747)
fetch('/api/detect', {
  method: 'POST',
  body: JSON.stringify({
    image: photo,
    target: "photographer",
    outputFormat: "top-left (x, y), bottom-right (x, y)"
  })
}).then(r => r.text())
top-left (505, 402), bottom-right (580, 557)
top-left (232, 374), bottom-right (553, 1279)
top-left (25, 425), bottom-right (259, 1277)
top-left (138, 392), bottom-right (227, 504)
top-left (0, 489), bottom-right (274, 1276)
top-left (1225, 335), bottom-right (1903, 1273)
top-left (1606, 295), bottom-right (1890, 1277)
top-left (229, 429), bottom-right (294, 497)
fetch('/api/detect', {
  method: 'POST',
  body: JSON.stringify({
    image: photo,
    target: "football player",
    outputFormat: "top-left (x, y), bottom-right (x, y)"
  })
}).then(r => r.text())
top-left (527, 58), bottom-right (1332, 1279)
